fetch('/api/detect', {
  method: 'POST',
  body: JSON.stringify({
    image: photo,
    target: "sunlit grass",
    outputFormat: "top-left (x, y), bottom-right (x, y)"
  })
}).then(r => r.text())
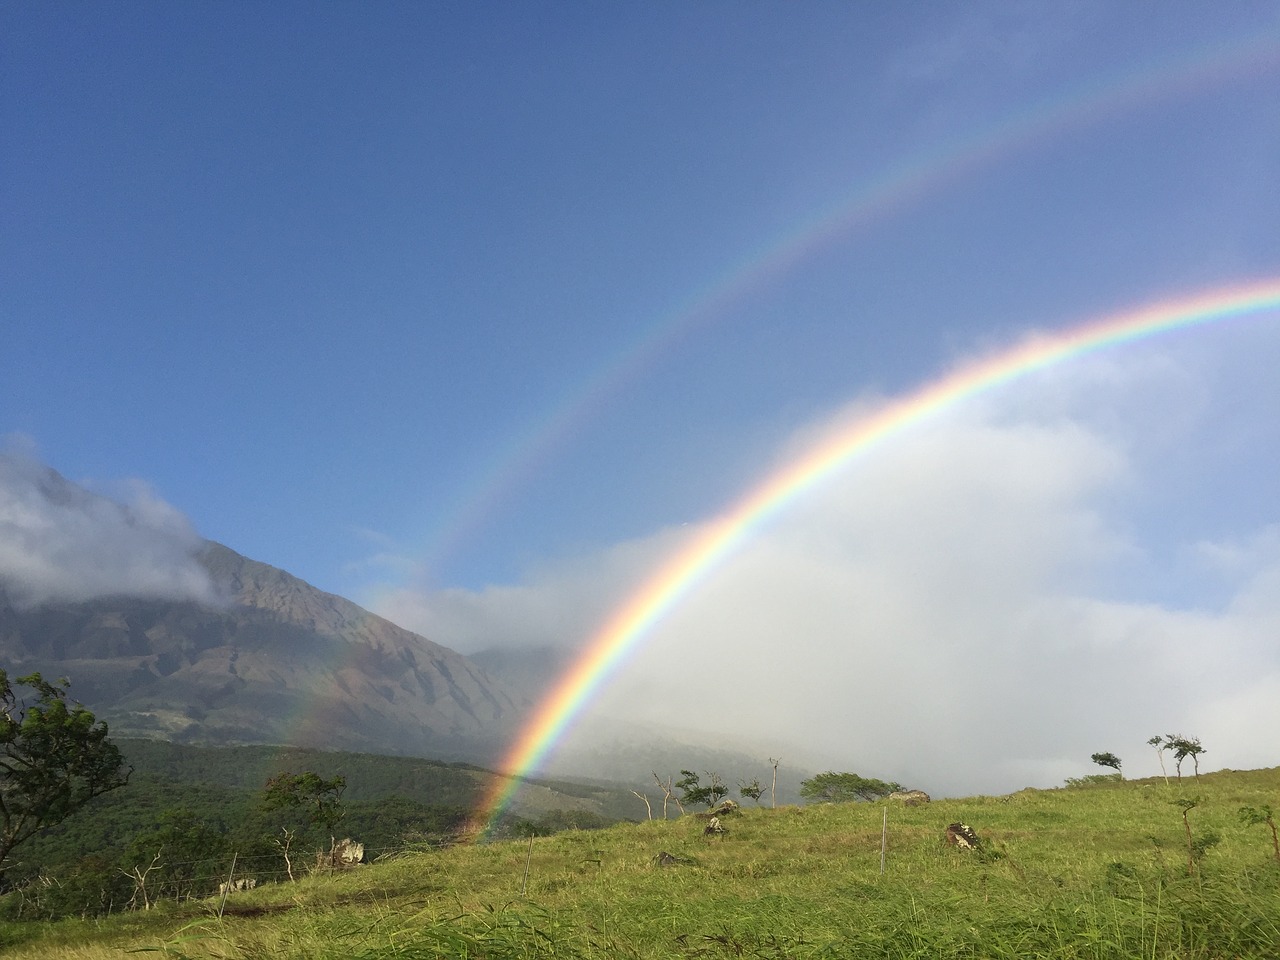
top-left (3, 768), bottom-right (1278, 958)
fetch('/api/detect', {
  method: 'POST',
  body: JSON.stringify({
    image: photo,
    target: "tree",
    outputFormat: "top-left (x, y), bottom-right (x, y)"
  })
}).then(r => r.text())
top-left (1091, 752), bottom-right (1122, 777)
top-left (675, 770), bottom-right (727, 810)
top-left (738, 778), bottom-right (764, 805)
top-left (1147, 736), bottom-right (1169, 785)
top-left (631, 790), bottom-right (652, 820)
top-left (1238, 805), bottom-right (1279, 863)
top-left (1171, 796), bottom-right (1218, 875)
top-left (262, 771), bottom-right (347, 840)
top-left (768, 757), bottom-right (781, 809)
top-left (0, 670), bottom-right (130, 878)
top-left (125, 807), bottom-right (229, 902)
top-left (1165, 736), bottom-right (1205, 783)
top-left (652, 772), bottom-right (682, 818)
top-left (799, 771), bottom-right (901, 804)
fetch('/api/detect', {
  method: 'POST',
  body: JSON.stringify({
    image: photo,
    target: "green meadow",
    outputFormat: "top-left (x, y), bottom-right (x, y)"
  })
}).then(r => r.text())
top-left (4, 767), bottom-right (1277, 959)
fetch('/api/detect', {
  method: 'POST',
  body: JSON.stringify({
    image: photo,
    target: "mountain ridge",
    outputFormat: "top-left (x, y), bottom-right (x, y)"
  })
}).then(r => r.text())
top-left (0, 460), bottom-right (812, 790)
top-left (0, 529), bottom-right (529, 763)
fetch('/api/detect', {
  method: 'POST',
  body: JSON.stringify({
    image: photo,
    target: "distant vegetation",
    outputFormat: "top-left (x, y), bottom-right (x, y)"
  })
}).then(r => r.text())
top-left (0, 736), bottom-right (638, 921)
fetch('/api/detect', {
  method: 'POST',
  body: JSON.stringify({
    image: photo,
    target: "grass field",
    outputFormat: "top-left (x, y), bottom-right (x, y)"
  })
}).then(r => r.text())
top-left (3, 766), bottom-right (1277, 959)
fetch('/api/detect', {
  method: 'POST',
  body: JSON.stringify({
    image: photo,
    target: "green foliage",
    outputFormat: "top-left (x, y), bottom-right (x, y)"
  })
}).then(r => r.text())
top-left (1091, 751), bottom-right (1122, 775)
top-left (125, 807), bottom-right (231, 902)
top-left (115, 739), bottom-right (642, 821)
top-left (675, 770), bottom-right (727, 810)
top-left (738, 778), bottom-right (764, 804)
top-left (262, 771), bottom-right (347, 834)
top-left (1171, 796), bottom-right (1217, 874)
top-left (1165, 734), bottom-right (1206, 782)
top-left (0, 736), bottom-right (622, 920)
top-left (1064, 773), bottom-right (1123, 787)
top-left (799, 771), bottom-right (900, 803)
top-left (0, 670), bottom-right (130, 877)
top-left (1238, 804), bottom-right (1279, 862)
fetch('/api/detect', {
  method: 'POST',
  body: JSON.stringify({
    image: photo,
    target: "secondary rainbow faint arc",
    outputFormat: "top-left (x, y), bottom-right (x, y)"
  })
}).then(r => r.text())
top-left (479, 278), bottom-right (1280, 829)
top-left (404, 29), bottom-right (1280, 583)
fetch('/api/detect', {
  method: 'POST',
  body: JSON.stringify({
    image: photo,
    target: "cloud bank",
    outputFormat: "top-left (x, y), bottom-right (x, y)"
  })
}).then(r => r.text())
top-left (0, 445), bottom-right (215, 609)
top-left (373, 337), bottom-right (1280, 796)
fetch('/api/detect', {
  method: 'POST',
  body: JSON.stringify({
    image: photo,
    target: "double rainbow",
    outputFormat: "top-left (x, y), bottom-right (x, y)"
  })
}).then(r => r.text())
top-left (405, 28), bottom-right (1280, 583)
top-left (480, 278), bottom-right (1280, 829)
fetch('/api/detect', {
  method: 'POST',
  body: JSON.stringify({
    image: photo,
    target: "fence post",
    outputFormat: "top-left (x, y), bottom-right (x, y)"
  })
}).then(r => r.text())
top-left (880, 809), bottom-right (887, 874)
top-left (218, 852), bottom-right (238, 918)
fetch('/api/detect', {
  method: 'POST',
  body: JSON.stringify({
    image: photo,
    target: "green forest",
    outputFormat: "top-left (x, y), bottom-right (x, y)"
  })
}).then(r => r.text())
top-left (0, 738), bottom-right (624, 921)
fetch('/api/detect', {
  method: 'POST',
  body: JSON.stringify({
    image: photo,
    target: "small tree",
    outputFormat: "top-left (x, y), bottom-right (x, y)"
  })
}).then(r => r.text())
top-left (0, 670), bottom-right (131, 878)
top-left (1171, 796), bottom-right (1218, 875)
top-left (126, 807), bottom-right (229, 902)
top-left (1091, 752), bottom-right (1122, 777)
top-left (652, 772), bottom-right (681, 818)
top-left (1165, 736), bottom-right (1205, 783)
top-left (274, 826), bottom-right (298, 882)
top-left (675, 770), bottom-right (727, 810)
top-left (1148, 736), bottom-right (1169, 785)
top-left (738, 778), bottom-right (764, 805)
top-left (631, 790), bottom-right (652, 820)
top-left (262, 771), bottom-right (347, 855)
top-left (1238, 805), bottom-right (1279, 863)
top-left (799, 771), bottom-right (901, 804)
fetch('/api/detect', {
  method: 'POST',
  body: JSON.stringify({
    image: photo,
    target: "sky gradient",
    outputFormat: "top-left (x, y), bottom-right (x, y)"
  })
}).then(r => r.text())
top-left (4, 4), bottom-right (1279, 793)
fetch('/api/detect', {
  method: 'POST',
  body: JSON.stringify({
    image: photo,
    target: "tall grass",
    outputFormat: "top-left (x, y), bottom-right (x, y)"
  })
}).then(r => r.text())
top-left (3, 767), bottom-right (1277, 959)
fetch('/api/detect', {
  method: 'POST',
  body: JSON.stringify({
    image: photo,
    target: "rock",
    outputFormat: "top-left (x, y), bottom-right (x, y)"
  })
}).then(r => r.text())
top-left (888, 790), bottom-right (931, 806)
top-left (945, 822), bottom-right (980, 849)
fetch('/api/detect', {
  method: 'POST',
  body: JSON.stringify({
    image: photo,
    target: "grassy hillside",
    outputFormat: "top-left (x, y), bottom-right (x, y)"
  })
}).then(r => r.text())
top-left (3, 767), bottom-right (1277, 958)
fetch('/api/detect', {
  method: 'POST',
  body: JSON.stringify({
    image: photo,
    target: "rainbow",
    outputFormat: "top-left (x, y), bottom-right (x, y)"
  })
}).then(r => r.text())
top-left (394, 28), bottom-right (1280, 585)
top-left (479, 278), bottom-right (1280, 830)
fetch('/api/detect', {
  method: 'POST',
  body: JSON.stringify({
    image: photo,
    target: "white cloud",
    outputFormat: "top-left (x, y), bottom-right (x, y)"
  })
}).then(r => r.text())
top-left (0, 446), bottom-right (214, 608)
top-left (370, 525), bottom-right (694, 654)
top-left (369, 346), bottom-right (1280, 796)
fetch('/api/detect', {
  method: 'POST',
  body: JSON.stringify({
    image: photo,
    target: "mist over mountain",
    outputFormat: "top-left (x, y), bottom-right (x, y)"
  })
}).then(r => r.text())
top-left (0, 457), bottom-right (793, 789)
top-left (0, 538), bottom-right (530, 763)
top-left (0, 455), bottom-right (534, 761)
top-left (0, 450), bottom-right (215, 609)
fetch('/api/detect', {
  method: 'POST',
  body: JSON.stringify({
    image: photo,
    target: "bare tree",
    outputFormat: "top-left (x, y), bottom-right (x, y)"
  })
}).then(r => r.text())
top-left (274, 826), bottom-right (297, 882)
top-left (1147, 736), bottom-right (1169, 785)
top-left (121, 850), bottom-right (162, 911)
top-left (652, 772), bottom-right (683, 818)
top-left (768, 757), bottom-right (781, 809)
top-left (631, 790), bottom-right (652, 820)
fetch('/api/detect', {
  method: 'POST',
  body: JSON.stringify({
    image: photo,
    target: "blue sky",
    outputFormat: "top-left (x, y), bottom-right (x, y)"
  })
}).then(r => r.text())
top-left (4, 4), bottom-right (1280, 791)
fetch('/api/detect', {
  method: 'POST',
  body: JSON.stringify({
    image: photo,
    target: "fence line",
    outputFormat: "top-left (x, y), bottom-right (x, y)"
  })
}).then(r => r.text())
top-left (2, 835), bottom-right (464, 921)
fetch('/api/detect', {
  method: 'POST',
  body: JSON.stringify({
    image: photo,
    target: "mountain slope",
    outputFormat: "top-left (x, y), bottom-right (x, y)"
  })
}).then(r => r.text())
top-left (0, 540), bottom-right (529, 763)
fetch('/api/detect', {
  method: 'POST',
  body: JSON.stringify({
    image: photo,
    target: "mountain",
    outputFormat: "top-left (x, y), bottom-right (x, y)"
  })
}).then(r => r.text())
top-left (0, 459), bottom-right (809, 790)
top-left (0, 540), bottom-right (529, 765)
top-left (467, 644), bottom-right (574, 704)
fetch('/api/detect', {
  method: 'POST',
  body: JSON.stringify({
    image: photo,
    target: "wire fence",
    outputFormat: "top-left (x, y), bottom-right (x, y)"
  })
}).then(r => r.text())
top-left (2, 835), bottom-right (462, 922)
